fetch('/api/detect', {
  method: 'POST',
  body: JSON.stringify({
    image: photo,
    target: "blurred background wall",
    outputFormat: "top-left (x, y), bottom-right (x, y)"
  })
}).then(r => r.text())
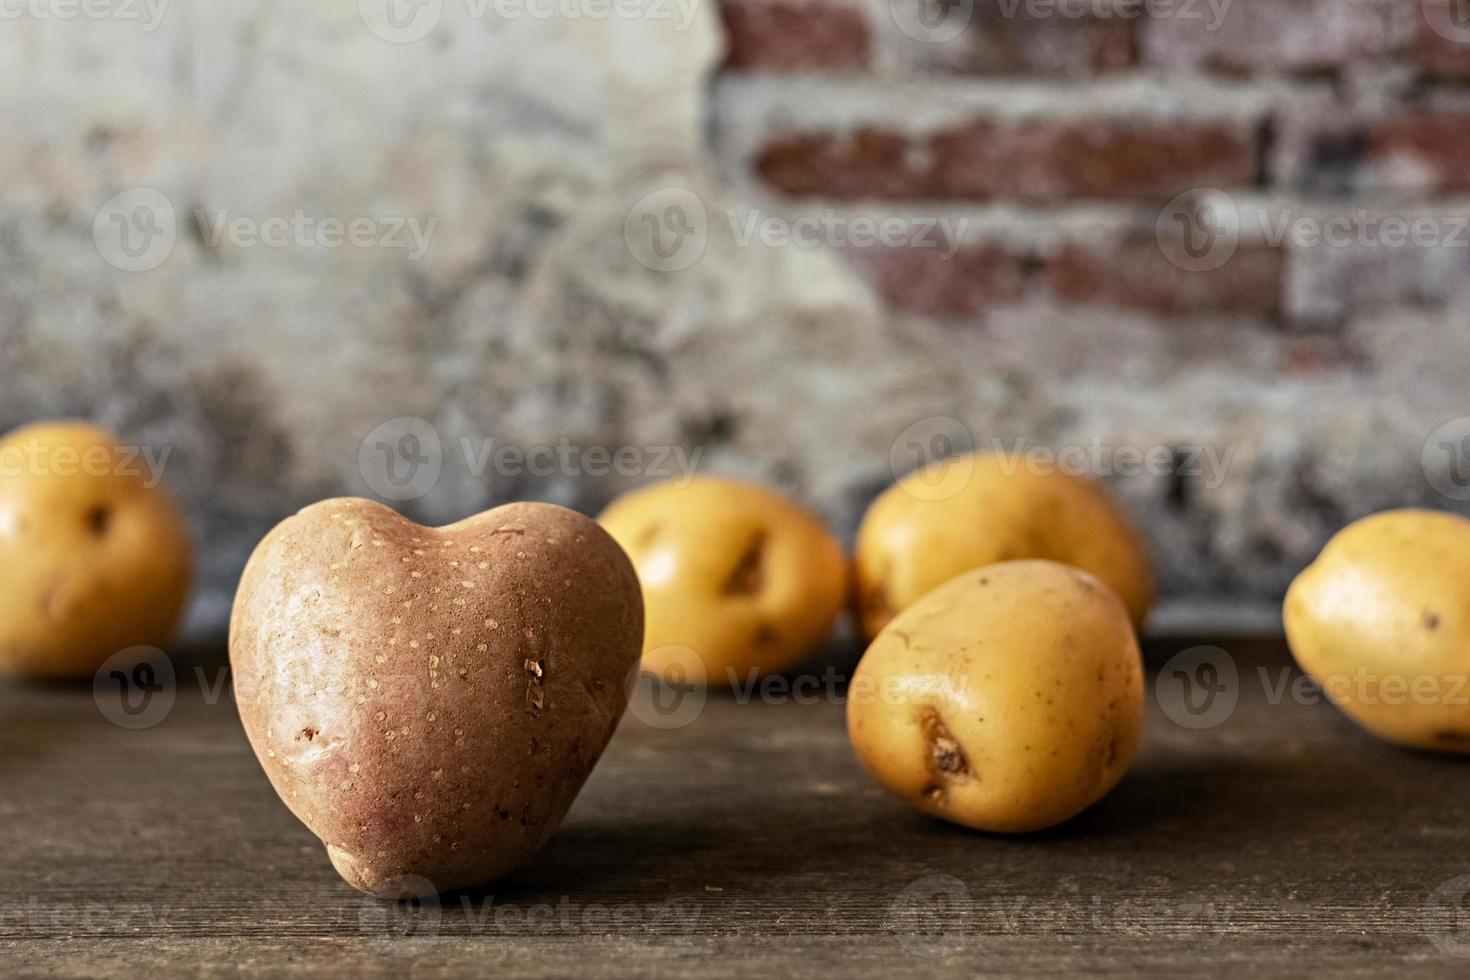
top-left (2, 0), bottom-right (1469, 639)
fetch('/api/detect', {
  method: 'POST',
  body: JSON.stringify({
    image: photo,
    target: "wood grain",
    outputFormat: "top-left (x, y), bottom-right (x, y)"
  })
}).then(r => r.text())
top-left (3, 639), bottom-right (1470, 977)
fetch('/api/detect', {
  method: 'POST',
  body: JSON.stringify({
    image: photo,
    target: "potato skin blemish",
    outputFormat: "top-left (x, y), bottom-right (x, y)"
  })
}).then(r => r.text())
top-left (848, 561), bottom-right (1143, 834)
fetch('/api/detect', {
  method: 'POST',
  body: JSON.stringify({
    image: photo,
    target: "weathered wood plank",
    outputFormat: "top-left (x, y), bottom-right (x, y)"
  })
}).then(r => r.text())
top-left (2, 640), bottom-right (1469, 978)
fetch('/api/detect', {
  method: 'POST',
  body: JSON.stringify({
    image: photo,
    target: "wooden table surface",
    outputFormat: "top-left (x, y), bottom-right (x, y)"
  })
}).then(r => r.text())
top-left (4, 638), bottom-right (1470, 978)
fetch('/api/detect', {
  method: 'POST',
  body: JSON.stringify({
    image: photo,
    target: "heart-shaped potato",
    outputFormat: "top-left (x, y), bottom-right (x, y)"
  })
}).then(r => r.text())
top-left (229, 498), bottom-right (643, 897)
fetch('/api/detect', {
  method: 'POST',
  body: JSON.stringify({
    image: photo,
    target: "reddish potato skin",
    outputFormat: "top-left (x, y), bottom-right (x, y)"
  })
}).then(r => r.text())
top-left (229, 498), bottom-right (643, 897)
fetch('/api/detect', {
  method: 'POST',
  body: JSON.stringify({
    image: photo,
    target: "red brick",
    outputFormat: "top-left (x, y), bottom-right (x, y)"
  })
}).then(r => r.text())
top-left (1368, 111), bottom-right (1470, 189)
top-left (888, 10), bottom-right (1135, 77)
top-left (1417, 0), bottom-right (1470, 78)
top-left (1276, 104), bottom-right (1470, 193)
top-left (846, 241), bottom-right (1034, 317)
top-left (1047, 232), bottom-right (1285, 317)
top-left (1416, 0), bottom-right (1470, 79)
top-left (1140, 0), bottom-right (1411, 75)
top-left (1282, 336), bottom-right (1351, 375)
top-left (756, 116), bottom-right (1258, 201)
top-left (721, 0), bottom-right (871, 72)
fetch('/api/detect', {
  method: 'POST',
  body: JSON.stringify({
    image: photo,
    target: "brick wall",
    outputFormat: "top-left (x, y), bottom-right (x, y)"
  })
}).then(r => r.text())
top-left (711, 0), bottom-right (1470, 327)
top-left (4, 5), bottom-right (1468, 636)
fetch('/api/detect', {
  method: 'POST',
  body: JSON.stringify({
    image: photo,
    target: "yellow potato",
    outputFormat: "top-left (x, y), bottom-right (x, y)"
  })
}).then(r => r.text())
top-left (855, 453), bottom-right (1152, 639)
top-left (600, 477), bottom-right (847, 683)
top-left (0, 421), bottom-right (193, 679)
top-left (1285, 508), bottom-right (1470, 753)
top-left (848, 560), bottom-right (1144, 833)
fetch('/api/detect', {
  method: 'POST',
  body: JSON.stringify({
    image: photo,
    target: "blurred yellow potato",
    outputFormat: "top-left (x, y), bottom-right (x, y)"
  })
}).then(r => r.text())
top-left (1285, 509), bottom-right (1470, 753)
top-left (600, 477), bottom-right (847, 683)
top-left (848, 560), bottom-right (1144, 833)
top-left (855, 453), bottom-right (1152, 639)
top-left (0, 421), bottom-right (193, 679)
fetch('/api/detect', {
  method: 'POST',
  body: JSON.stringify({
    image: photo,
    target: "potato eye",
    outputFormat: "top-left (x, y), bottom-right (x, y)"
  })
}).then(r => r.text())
top-left (86, 506), bottom-right (112, 537)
